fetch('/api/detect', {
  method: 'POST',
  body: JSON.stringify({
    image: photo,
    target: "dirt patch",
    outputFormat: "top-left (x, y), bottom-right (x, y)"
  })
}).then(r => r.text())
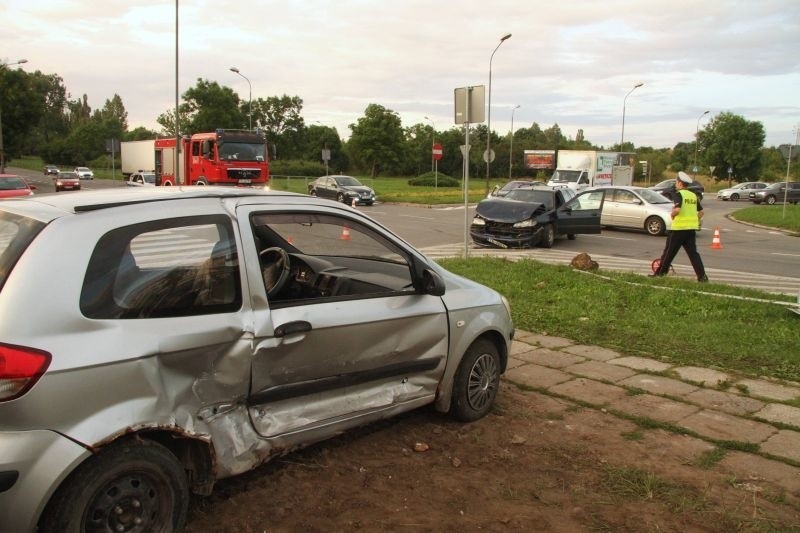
top-left (186, 383), bottom-right (800, 532)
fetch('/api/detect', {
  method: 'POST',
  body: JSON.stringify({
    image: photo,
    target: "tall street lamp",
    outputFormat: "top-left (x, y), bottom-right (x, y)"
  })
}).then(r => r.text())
top-left (229, 66), bottom-right (252, 131)
top-left (485, 32), bottom-right (512, 193)
top-left (620, 82), bottom-right (643, 149)
top-left (509, 105), bottom-right (520, 180)
top-left (693, 110), bottom-right (710, 175)
top-left (0, 59), bottom-right (29, 174)
top-left (424, 115), bottom-right (435, 172)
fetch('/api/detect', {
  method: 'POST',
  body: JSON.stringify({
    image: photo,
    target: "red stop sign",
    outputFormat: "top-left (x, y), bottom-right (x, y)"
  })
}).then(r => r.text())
top-left (432, 143), bottom-right (443, 160)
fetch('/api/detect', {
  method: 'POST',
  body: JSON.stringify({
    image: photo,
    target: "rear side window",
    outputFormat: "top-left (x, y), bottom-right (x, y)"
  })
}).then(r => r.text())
top-left (80, 215), bottom-right (241, 319)
top-left (0, 211), bottom-right (46, 294)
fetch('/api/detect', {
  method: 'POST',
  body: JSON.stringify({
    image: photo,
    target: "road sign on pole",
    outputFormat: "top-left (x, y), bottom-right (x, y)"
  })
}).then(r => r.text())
top-left (482, 149), bottom-right (495, 163)
top-left (432, 143), bottom-right (443, 161)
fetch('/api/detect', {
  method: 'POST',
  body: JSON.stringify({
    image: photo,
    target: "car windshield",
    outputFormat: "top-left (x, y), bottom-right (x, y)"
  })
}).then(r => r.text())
top-left (505, 189), bottom-right (555, 208)
top-left (60, 173), bottom-right (78, 179)
top-left (335, 176), bottom-right (362, 187)
top-left (654, 179), bottom-right (674, 188)
top-left (218, 141), bottom-right (267, 161)
top-left (141, 173), bottom-right (156, 183)
top-left (637, 189), bottom-right (672, 204)
top-left (76, 167), bottom-right (90, 172)
top-left (0, 177), bottom-right (27, 190)
top-left (551, 170), bottom-right (582, 183)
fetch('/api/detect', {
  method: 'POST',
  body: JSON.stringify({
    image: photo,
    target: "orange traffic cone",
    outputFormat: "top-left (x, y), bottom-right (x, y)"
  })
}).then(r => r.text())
top-left (351, 197), bottom-right (357, 208)
top-left (286, 236), bottom-right (294, 245)
top-left (340, 226), bottom-right (351, 240)
top-left (710, 227), bottom-right (722, 249)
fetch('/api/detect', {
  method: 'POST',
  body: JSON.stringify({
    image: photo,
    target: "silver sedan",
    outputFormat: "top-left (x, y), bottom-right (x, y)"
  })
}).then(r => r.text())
top-left (717, 181), bottom-right (768, 201)
top-left (591, 185), bottom-right (674, 236)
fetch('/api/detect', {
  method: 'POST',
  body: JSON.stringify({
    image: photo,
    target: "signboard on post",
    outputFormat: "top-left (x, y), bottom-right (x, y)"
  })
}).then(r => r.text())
top-left (432, 143), bottom-right (443, 161)
top-left (454, 85), bottom-right (485, 125)
top-left (482, 149), bottom-right (495, 163)
top-left (524, 150), bottom-right (555, 169)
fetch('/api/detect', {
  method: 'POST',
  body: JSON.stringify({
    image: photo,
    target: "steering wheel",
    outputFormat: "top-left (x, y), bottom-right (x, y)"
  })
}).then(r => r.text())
top-left (259, 247), bottom-right (291, 298)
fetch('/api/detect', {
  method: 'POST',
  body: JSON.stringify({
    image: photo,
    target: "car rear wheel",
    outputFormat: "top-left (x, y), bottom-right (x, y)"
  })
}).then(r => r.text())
top-left (310, 190), bottom-right (317, 196)
top-left (731, 193), bottom-right (739, 201)
top-left (337, 193), bottom-right (345, 203)
top-left (449, 339), bottom-right (501, 422)
top-left (645, 215), bottom-right (666, 236)
top-left (567, 234), bottom-right (576, 240)
top-left (40, 439), bottom-right (189, 533)
top-left (766, 195), bottom-right (777, 205)
top-left (539, 224), bottom-right (555, 248)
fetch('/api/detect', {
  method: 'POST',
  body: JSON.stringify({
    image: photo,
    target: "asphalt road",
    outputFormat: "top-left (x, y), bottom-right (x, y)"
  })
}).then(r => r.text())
top-left (9, 168), bottom-right (800, 281)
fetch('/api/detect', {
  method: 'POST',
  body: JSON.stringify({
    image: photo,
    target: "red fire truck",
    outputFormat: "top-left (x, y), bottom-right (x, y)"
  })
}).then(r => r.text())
top-left (122, 129), bottom-right (270, 187)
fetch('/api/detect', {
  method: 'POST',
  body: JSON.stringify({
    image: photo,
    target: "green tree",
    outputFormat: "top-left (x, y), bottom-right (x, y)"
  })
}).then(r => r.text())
top-left (251, 95), bottom-right (305, 160)
top-left (156, 108), bottom-right (191, 137)
top-left (1, 66), bottom-right (46, 164)
top-left (178, 79), bottom-right (244, 134)
top-left (302, 124), bottom-right (347, 173)
top-left (124, 126), bottom-right (159, 141)
top-left (347, 104), bottom-right (404, 177)
top-left (698, 112), bottom-right (765, 181)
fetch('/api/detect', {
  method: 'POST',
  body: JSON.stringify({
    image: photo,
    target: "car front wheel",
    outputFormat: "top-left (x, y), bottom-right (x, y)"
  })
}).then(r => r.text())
top-left (731, 193), bottom-right (739, 201)
top-left (539, 224), bottom-right (555, 248)
top-left (645, 215), bottom-right (666, 236)
top-left (449, 339), bottom-right (501, 422)
top-left (40, 439), bottom-right (189, 532)
top-left (337, 193), bottom-right (345, 203)
top-left (766, 195), bottom-right (777, 205)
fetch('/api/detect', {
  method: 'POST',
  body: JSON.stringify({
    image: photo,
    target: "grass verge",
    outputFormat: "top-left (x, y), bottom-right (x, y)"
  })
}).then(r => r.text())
top-left (438, 257), bottom-right (800, 382)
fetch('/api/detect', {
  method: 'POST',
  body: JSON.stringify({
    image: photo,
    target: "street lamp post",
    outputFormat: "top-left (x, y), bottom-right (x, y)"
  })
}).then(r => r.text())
top-left (229, 67), bottom-right (252, 131)
top-left (693, 110), bottom-right (710, 175)
top-left (509, 105), bottom-right (520, 180)
top-left (620, 82), bottom-right (643, 149)
top-left (485, 33), bottom-right (512, 194)
top-left (424, 115), bottom-right (435, 172)
top-left (0, 59), bottom-right (29, 174)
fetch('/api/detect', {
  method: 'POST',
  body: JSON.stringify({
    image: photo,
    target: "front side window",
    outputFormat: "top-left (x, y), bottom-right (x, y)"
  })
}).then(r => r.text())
top-left (567, 190), bottom-right (604, 211)
top-left (251, 212), bottom-right (414, 307)
top-left (81, 216), bottom-right (241, 319)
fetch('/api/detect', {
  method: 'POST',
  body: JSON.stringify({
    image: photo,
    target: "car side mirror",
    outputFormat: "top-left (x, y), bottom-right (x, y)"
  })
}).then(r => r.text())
top-left (30, 184), bottom-right (37, 190)
top-left (422, 268), bottom-right (445, 296)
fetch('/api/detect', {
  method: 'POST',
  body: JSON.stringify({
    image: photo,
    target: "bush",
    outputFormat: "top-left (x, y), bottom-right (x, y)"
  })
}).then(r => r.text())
top-left (408, 172), bottom-right (460, 187)
top-left (270, 159), bottom-right (327, 178)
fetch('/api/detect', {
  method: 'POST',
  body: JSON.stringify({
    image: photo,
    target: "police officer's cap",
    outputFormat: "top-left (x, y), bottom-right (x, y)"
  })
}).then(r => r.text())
top-left (676, 171), bottom-right (693, 185)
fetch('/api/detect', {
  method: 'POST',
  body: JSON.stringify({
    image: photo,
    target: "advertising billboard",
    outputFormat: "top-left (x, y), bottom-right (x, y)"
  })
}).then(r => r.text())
top-left (523, 150), bottom-right (556, 169)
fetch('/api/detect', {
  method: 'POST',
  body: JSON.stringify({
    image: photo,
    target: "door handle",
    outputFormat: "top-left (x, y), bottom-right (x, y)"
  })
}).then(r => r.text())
top-left (274, 320), bottom-right (312, 338)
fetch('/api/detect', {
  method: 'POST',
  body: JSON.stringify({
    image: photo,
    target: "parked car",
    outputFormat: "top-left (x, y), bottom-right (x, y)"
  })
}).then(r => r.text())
top-left (307, 175), bottom-right (376, 205)
top-left (74, 166), bottom-right (94, 180)
top-left (749, 182), bottom-right (800, 205)
top-left (126, 170), bottom-right (156, 187)
top-left (53, 171), bottom-right (81, 192)
top-left (0, 187), bottom-right (514, 532)
top-left (470, 186), bottom-right (604, 248)
top-left (716, 181), bottom-right (769, 201)
top-left (0, 174), bottom-right (36, 199)
top-left (589, 185), bottom-right (673, 236)
top-left (649, 178), bottom-right (704, 201)
top-left (487, 180), bottom-right (546, 198)
top-left (43, 164), bottom-right (60, 176)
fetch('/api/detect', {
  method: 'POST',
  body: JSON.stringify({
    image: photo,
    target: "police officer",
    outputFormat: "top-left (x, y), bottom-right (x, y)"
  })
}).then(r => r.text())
top-left (650, 171), bottom-right (708, 282)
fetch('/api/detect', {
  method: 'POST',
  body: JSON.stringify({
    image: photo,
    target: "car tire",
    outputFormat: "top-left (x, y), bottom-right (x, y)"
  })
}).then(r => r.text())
top-left (337, 193), bottom-right (345, 203)
top-left (731, 193), bottom-right (739, 201)
top-left (567, 234), bottom-right (576, 240)
top-left (645, 216), bottom-right (666, 236)
top-left (766, 195), bottom-right (777, 205)
top-left (196, 178), bottom-right (208, 186)
top-left (40, 439), bottom-right (189, 533)
top-left (449, 339), bottom-right (501, 422)
top-left (310, 189), bottom-right (317, 196)
top-left (540, 224), bottom-right (555, 248)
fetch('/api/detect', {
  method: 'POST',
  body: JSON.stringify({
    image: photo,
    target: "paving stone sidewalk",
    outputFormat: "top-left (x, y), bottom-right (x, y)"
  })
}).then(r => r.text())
top-left (505, 330), bottom-right (800, 466)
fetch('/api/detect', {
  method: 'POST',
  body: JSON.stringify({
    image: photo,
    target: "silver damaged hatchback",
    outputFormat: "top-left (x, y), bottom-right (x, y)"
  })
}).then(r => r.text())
top-left (0, 187), bottom-right (513, 532)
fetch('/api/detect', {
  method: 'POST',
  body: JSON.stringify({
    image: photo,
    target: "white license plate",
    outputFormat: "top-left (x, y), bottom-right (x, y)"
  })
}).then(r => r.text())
top-left (238, 179), bottom-right (251, 184)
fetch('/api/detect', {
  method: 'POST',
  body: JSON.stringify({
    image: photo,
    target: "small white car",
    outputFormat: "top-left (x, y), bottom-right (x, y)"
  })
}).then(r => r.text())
top-left (74, 166), bottom-right (94, 180)
top-left (126, 170), bottom-right (157, 187)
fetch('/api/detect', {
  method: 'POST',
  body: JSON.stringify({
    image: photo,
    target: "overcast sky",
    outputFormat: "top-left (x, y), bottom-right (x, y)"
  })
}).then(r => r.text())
top-left (5, 0), bottom-right (799, 149)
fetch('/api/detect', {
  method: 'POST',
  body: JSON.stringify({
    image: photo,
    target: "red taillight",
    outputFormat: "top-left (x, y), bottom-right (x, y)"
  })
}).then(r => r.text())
top-left (0, 343), bottom-right (51, 401)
